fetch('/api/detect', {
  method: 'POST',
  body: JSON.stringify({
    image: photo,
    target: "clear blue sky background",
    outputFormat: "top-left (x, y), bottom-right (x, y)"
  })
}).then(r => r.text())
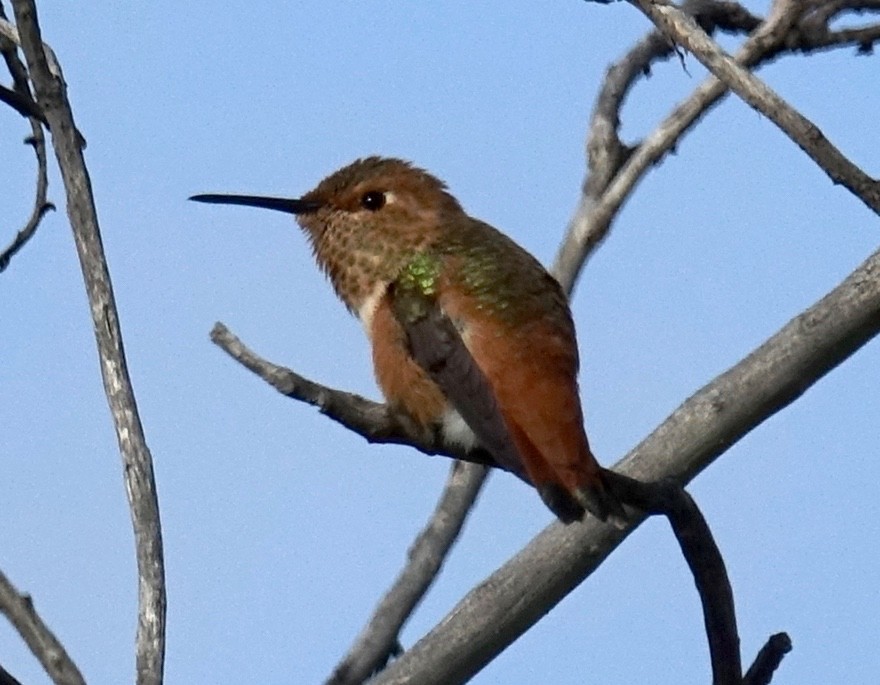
top-left (2, 2), bottom-right (879, 683)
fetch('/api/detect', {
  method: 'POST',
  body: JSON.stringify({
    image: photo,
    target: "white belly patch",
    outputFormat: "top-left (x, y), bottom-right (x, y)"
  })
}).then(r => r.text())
top-left (441, 408), bottom-right (478, 451)
top-left (357, 282), bottom-right (388, 339)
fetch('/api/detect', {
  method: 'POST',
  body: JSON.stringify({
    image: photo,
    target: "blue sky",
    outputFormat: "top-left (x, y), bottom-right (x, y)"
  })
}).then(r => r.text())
top-left (2, 2), bottom-right (879, 683)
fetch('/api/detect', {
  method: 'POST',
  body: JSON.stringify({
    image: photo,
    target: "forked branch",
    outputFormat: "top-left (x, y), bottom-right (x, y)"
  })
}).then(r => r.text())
top-left (214, 242), bottom-right (880, 684)
top-left (557, 0), bottom-right (880, 290)
top-left (631, 0), bottom-right (880, 213)
top-left (0, 3), bottom-right (53, 272)
top-left (9, 2), bottom-right (166, 684)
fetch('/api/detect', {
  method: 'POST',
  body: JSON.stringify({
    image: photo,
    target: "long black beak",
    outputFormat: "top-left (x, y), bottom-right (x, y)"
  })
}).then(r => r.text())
top-left (189, 193), bottom-right (321, 215)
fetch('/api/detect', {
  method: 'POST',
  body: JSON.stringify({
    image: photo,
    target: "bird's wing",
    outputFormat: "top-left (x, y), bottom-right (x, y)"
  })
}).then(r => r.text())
top-left (387, 276), bottom-right (527, 479)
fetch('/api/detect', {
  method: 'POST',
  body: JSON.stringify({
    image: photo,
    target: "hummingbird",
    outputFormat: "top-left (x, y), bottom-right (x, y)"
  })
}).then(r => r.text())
top-left (191, 157), bottom-right (624, 524)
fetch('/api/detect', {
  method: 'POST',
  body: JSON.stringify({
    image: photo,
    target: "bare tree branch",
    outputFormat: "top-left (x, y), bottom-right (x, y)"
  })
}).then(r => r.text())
top-left (603, 472), bottom-right (744, 684)
top-left (0, 82), bottom-right (43, 120)
top-left (632, 0), bottom-right (880, 214)
top-left (0, 569), bottom-right (85, 685)
top-left (743, 632), bottom-right (793, 685)
top-left (213, 240), bottom-right (880, 685)
top-left (580, 0), bottom-right (761, 206)
top-left (364, 245), bottom-right (880, 684)
top-left (0, 663), bottom-right (24, 685)
top-left (218, 337), bottom-right (761, 675)
top-left (322, 4), bottom-right (880, 677)
top-left (606, 472), bottom-right (795, 683)
top-left (803, 0), bottom-right (880, 25)
top-left (325, 462), bottom-right (489, 685)
top-left (0, 13), bottom-right (63, 79)
top-left (557, 0), bottom-right (880, 290)
top-left (210, 323), bottom-right (513, 475)
top-left (9, 2), bottom-right (166, 684)
top-left (214, 320), bottom-right (796, 684)
top-left (0, 5), bottom-right (53, 273)
top-left (0, 167), bottom-right (54, 272)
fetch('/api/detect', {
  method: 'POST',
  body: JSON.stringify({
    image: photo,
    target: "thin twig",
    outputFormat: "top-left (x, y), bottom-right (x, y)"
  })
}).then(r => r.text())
top-left (0, 663), bottom-right (24, 685)
top-left (556, 0), bottom-right (880, 289)
top-left (11, 2), bottom-right (166, 684)
top-left (743, 632), bottom-right (793, 685)
top-left (581, 0), bottom-right (761, 204)
top-left (325, 462), bottom-right (489, 685)
top-left (210, 323), bottom-right (509, 475)
top-left (604, 472), bottom-right (744, 685)
top-left (632, 0), bottom-right (880, 214)
top-left (0, 82), bottom-right (44, 120)
top-left (0, 189), bottom-right (54, 271)
top-left (0, 568), bottom-right (85, 685)
top-left (0, 5), bottom-right (53, 273)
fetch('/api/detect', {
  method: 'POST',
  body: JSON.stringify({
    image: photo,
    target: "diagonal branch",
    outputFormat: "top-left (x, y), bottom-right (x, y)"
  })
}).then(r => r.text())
top-left (0, 664), bottom-right (24, 685)
top-left (0, 5), bottom-right (53, 272)
top-left (606, 472), bottom-right (794, 683)
top-left (365, 244), bottom-right (880, 684)
top-left (603, 472), bottom-right (744, 684)
top-left (632, 0), bottom-right (880, 214)
top-left (324, 462), bottom-right (489, 685)
top-left (743, 632), bottom-right (793, 685)
top-left (0, 82), bottom-right (45, 120)
top-left (0, 13), bottom-right (64, 79)
top-left (214, 242), bottom-right (880, 685)
top-left (213, 329), bottom-right (794, 685)
top-left (579, 0), bottom-right (762, 206)
top-left (10, 2), bottom-right (166, 684)
top-left (0, 568), bottom-right (85, 685)
top-left (557, 0), bottom-right (880, 290)
top-left (0, 165), bottom-right (55, 272)
top-left (210, 323), bottom-right (506, 474)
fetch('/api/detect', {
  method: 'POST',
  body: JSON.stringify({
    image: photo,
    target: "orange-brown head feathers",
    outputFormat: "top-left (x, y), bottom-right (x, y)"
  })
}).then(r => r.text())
top-left (291, 157), bottom-right (464, 313)
top-left (301, 156), bottom-right (462, 221)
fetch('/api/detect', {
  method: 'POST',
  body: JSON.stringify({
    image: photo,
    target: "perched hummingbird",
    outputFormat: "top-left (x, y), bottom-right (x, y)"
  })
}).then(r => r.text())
top-left (192, 157), bottom-right (624, 524)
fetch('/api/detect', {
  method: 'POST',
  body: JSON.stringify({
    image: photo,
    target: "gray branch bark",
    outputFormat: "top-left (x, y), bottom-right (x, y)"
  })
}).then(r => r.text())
top-left (367, 244), bottom-right (880, 684)
top-left (631, 0), bottom-right (880, 214)
top-left (325, 462), bottom-right (489, 685)
top-left (214, 244), bottom-right (880, 685)
top-left (0, 570), bottom-right (84, 685)
top-left (557, 0), bottom-right (880, 291)
top-left (0, 2), bottom-right (53, 272)
top-left (211, 4), bottom-right (880, 681)
top-left (10, 2), bottom-right (166, 684)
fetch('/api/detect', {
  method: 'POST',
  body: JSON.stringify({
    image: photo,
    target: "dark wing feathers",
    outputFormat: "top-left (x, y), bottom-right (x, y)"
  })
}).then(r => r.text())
top-left (388, 282), bottom-right (527, 480)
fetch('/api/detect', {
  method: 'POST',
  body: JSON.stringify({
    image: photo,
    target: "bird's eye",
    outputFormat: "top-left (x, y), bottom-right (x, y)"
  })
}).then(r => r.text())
top-left (360, 190), bottom-right (386, 211)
